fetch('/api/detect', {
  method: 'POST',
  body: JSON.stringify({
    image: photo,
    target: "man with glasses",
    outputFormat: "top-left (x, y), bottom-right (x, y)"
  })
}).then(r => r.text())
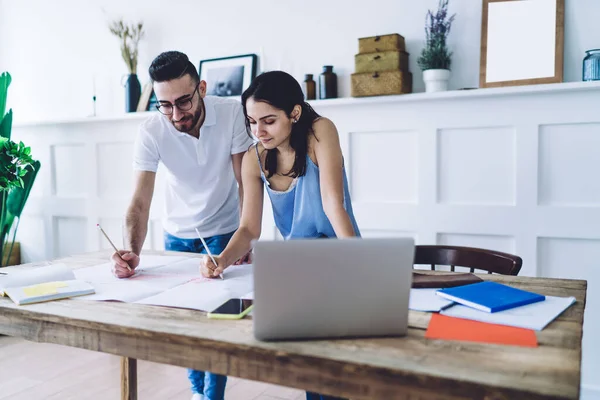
top-left (110, 51), bottom-right (253, 400)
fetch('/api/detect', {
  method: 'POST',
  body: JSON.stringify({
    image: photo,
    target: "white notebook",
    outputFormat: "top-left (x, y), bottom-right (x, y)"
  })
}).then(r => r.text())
top-left (0, 264), bottom-right (75, 296)
top-left (5, 279), bottom-right (95, 305)
top-left (0, 263), bottom-right (95, 305)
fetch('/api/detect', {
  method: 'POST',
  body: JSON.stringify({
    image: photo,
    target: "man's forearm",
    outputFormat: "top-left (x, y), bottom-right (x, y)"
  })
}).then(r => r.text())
top-left (125, 207), bottom-right (149, 255)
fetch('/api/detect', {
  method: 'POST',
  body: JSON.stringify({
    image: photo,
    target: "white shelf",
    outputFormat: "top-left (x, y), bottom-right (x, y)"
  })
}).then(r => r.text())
top-left (13, 111), bottom-right (159, 128)
top-left (13, 81), bottom-right (600, 128)
top-left (308, 80), bottom-right (600, 108)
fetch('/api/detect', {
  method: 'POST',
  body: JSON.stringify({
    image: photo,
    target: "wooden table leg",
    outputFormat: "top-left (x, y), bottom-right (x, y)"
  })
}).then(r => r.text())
top-left (121, 357), bottom-right (137, 400)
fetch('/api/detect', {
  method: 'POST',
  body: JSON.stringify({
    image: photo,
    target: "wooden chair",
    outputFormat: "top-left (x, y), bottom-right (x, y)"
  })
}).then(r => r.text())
top-left (414, 245), bottom-right (522, 276)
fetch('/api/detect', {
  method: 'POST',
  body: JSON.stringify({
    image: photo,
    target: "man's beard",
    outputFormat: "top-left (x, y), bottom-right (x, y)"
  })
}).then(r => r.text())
top-left (172, 98), bottom-right (204, 133)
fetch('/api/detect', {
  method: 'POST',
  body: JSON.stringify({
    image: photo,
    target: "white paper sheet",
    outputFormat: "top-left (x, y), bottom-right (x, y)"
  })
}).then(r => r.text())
top-left (135, 255), bottom-right (189, 269)
top-left (135, 264), bottom-right (253, 312)
top-left (73, 256), bottom-right (253, 312)
top-left (73, 255), bottom-right (197, 286)
top-left (0, 264), bottom-right (74, 295)
top-left (441, 295), bottom-right (576, 331)
top-left (73, 255), bottom-right (200, 302)
top-left (409, 289), bottom-right (454, 312)
top-left (74, 281), bottom-right (162, 302)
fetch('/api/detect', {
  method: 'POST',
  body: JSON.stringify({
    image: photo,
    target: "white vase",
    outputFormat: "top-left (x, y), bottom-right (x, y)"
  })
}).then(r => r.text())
top-left (423, 69), bottom-right (450, 93)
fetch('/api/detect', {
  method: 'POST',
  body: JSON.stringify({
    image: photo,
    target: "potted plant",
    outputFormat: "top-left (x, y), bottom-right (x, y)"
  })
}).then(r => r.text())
top-left (0, 72), bottom-right (40, 267)
top-left (109, 19), bottom-right (145, 112)
top-left (417, 0), bottom-right (456, 92)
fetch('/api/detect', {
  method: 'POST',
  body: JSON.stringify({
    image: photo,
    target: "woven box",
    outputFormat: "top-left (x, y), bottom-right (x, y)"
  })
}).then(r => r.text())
top-left (358, 33), bottom-right (405, 54)
top-left (351, 70), bottom-right (412, 97)
top-left (355, 50), bottom-right (409, 74)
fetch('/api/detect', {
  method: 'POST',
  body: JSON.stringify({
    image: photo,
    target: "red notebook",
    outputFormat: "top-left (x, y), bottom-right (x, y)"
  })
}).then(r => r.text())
top-left (425, 314), bottom-right (538, 347)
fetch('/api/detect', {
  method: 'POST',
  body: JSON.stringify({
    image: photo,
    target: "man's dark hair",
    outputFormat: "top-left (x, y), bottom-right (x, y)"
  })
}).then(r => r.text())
top-left (149, 51), bottom-right (200, 83)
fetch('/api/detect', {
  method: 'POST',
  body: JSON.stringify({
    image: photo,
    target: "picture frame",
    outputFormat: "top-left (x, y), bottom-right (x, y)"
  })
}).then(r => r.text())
top-left (479, 0), bottom-right (564, 88)
top-left (199, 54), bottom-right (257, 98)
top-left (136, 82), bottom-right (154, 112)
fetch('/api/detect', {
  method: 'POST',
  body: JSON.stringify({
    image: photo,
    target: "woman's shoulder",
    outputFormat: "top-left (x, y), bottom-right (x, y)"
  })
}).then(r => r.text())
top-left (311, 117), bottom-right (337, 138)
top-left (242, 142), bottom-right (264, 173)
top-left (309, 117), bottom-right (340, 147)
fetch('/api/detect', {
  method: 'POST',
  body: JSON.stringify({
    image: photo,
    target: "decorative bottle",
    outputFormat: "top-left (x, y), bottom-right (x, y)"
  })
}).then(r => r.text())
top-left (582, 49), bottom-right (600, 81)
top-left (303, 74), bottom-right (316, 100)
top-left (319, 66), bottom-right (337, 99)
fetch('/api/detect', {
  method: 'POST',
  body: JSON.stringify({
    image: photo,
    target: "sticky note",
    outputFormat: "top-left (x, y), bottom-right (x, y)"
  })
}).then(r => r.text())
top-left (425, 313), bottom-right (538, 347)
top-left (22, 281), bottom-right (68, 297)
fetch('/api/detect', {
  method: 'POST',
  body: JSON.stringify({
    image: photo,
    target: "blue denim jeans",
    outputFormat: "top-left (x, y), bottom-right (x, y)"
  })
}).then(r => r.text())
top-left (164, 230), bottom-right (235, 400)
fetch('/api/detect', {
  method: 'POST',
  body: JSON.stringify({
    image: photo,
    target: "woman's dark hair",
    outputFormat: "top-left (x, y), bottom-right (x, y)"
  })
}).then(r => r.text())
top-left (241, 70), bottom-right (320, 178)
top-left (149, 51), bottom-right (199, 83)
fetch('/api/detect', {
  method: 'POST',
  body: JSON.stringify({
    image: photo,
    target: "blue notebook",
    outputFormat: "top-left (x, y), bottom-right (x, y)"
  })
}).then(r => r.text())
top-left (436, 281), bottom-right (545, 313)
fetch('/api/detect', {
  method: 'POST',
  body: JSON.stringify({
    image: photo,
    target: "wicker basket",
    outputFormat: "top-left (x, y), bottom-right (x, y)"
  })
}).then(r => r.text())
top-left (351, 70), bottom-right (412, 97)
top-left (355, 50), bottom-right (409, 74)
top-left (358, 33), bottom-right (405, 54)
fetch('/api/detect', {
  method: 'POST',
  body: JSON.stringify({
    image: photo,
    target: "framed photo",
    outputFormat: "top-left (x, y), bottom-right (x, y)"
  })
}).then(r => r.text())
top-left (199, 54), bottom-right (257, 98)
top-left (136, 82), bottom-right (154, 112)
top-left (480, 0), bottom-right (564, 88)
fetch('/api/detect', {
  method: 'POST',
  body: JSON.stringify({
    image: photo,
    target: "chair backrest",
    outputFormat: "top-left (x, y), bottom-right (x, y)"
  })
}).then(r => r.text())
top-left (414, 245), bottom-right (522, 276)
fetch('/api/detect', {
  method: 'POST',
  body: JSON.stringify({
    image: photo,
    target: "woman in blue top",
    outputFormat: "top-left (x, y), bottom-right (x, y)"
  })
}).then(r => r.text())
top-left (201, 70), bottom-right (359, 400)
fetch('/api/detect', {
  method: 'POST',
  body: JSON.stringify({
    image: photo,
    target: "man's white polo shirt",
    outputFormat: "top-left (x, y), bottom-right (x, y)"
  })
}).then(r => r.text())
top-left (133, 95), bottom-right (254, 239)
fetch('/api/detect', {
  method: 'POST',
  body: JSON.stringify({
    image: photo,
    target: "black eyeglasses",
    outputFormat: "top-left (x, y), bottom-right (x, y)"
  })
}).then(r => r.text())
top-left (156, 84), bottom-right (199, 115)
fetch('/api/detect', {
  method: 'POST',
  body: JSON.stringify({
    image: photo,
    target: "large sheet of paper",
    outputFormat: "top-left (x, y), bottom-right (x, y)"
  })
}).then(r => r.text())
top-left (135, 264), bottom-right (253, 312)
top-left (409, 289), bottom-right (454, 312)
top-left (73, 255), bottom-right (253, 312)
top-left (73, 255), bottom-right (200, 298)
top-left (441, 295), bottom-right (576, 331)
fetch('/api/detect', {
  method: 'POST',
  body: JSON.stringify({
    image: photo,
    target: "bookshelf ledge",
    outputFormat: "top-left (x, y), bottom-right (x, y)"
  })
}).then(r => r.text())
top-left (13, 81), bottom-right (600, 128)
top-left (308, 80), bottom-right (600, 108)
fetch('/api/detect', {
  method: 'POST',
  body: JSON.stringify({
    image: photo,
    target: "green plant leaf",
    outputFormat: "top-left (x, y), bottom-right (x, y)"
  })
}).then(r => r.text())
top-left (0, 109), bottom-right (12, 140)
top-left (0, 72), bottom-right (11, 120)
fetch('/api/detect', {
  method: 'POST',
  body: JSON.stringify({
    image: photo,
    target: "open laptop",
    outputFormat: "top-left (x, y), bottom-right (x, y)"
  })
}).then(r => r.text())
top-left (252, 237), bottom-right (415, 341)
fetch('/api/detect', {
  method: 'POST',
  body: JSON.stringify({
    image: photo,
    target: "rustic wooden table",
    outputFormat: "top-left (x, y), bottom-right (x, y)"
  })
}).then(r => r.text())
top-left (0, 251), bottom-right (587, 400)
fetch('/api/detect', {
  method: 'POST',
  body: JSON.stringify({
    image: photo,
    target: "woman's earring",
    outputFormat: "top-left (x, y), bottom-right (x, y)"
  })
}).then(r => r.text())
top-left (293, 119), bottom-right (298, 123)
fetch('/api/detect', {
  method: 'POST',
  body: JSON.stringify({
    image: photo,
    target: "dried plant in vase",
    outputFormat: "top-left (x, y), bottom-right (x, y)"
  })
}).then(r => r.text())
top-left (109, 19), bottom-right (145, 112)
top-left (417, 0), bottom-right (456, 92)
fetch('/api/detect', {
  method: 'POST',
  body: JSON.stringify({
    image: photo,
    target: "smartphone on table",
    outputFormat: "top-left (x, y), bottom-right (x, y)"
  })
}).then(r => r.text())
top-left (207, 298), bottom-right (253, 320)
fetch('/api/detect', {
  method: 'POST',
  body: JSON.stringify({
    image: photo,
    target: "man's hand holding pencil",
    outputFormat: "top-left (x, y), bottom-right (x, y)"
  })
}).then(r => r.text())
top-left (111, 250), bottom-right (140, 279)
top-left (97, 223), bottom-right (140, 279)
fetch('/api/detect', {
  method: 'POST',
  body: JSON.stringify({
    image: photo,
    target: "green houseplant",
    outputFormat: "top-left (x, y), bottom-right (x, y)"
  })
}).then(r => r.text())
top-left (0, 72), bottom-right (40, 267)
top-left (417, 0), bottom-right (456, 92)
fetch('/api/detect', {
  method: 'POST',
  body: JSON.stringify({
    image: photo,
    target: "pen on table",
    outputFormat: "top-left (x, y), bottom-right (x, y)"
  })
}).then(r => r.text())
top-left (97, 224), bottom-right (132, 271)
top-left (195, 228), bottom-right (224, 280)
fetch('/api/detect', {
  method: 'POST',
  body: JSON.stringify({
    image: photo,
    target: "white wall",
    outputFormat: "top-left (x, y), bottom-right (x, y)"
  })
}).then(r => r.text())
top-left (1, 0), bottom-right (600, 124)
